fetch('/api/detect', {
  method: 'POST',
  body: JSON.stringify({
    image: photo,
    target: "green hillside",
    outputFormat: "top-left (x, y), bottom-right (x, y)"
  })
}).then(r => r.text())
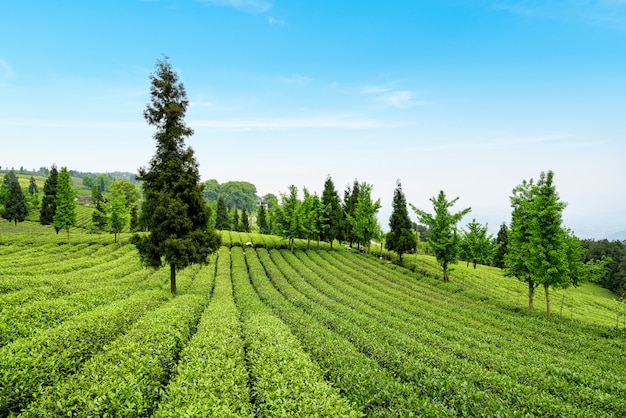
top-left (0, 234), bottom-right (624, 416)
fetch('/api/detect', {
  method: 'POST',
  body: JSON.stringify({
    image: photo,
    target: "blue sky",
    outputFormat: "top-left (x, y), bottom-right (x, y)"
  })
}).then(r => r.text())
top-left (1, 0), bottom-right (625, 238)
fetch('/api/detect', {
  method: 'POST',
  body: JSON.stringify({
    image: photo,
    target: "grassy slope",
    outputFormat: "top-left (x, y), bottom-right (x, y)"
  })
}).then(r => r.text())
top-left (1, 232), bottom-right (625, 415)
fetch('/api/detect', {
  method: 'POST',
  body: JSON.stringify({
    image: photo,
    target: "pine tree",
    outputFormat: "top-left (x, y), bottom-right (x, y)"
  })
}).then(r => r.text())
top-left (492, 222), bottom-right (508, 268)
top-left (257, 203), bottom-right (269, 234)
top-left (2, 172), bottom-right (29, 225)
top-left (40, 165), bottom-right (59, 230)
top-left (411, 191), bottom-right (471, 281)
top-left (320, 175), bottom-right (343, 249)
top-left (240, 207), bottom-right (250, 232)
top-left (130, 57), bottom-right (221, 295)
top-left (53, 167), bottom-right (76, 243)
top-left (343, 180), bottom-right (360, 246)
top-left (28, 176), bottom-right (38, 196)
top-left (91, 186), bottom-right (108, 230)
top-left (232, 208), bottom-right (240, 232)
top-left (215, 196), bottom-right (229, 230)
top-left (386, 180), bottom-right (416, 263)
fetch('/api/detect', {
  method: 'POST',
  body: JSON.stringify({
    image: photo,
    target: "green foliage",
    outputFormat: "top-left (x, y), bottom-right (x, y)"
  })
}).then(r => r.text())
top-left (2, 171), bottom-right (29, 225)
top-left (28, 176), bottom-right (38, 196)
top-left (257, 203), bottom-right (270, 234)
top-left (411, 190), bottom-right (471, 281)
top-left (82, 174), bottom-right (95, 189)
top-left (274, 185), bottom-right (303, 252)
top-left (386, 180), bottom-right (416, 262)
top-left (202, 178), bottom-right (220, 201)
top-left (505, 171), bottom-right (588, 314)
top-left (492, 222), bottom-right (508, 268)
top-left (91, 186), bottom-right (108, 230)
top-left (582, 238), bottom-right (626, 293)
top-left (459, 218), bottom-right (494, 269)
top-left (39, 164), bottom-right (58, 228)
top-left (320, 175), bottom-right (344, 249)
top-left (347, 182), bottom-right (381, 254)
top-left (240, 207), bottom-right (250, 232)
top-left (108, 180), bottom-right (130, 243)
top-left (131, 57), bottom-right (221, 295)
top-left (215, 195), bottom-right (230, 230)
top-left (301, 187), bottom-right (328, 250)
top-left (219, 180), bottom-right (257, 211)
top-left (342, 180), bottom-right (360, 244)
top-left (53, 167), bottom-right (77, 242)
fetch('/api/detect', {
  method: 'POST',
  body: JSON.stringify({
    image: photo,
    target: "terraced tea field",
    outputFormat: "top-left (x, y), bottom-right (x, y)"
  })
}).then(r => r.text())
top-left (1, 234), bottom-right (625, 416)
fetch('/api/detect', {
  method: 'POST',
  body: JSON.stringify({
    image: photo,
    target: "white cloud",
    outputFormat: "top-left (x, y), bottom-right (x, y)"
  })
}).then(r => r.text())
top-left (379, 90), bottom-right (427, 108)
top-left (268, 16), bottom-right (286, 25)
top-left (0, 59), bottom-right (14, 78)
top-left (199, 0), bottom-right (272, 13)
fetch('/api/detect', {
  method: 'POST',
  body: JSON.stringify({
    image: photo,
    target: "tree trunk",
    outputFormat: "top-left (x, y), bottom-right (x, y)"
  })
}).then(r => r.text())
top-left (307, 237), bottom-right (311, 250)
top-left (528, 279), bottom-right (534, 310)
top-left (170, 263), bottom-right (177, 295)
top-left (473, 260), bottom-right (477, 269)
top-left (66, 230), bottom-right (71, 244)
top-left (330, 239), bottom-right (333, 250)
top-left (544, 282), bottom-right (551, 316)
top-left (443, 262), bottom-right (449, 282)
top-left (290, 238), bottom-right (294, 253)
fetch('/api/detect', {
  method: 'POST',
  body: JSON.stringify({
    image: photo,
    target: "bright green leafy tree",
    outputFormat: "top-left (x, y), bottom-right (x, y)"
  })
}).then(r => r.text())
top-left (130, 57), bottom-right (221, 295)
top-left (108, 180), bottom-right (130, 244)
top-left (411, 191), bottom-right (471, 282)
top-left (506, 171), bottom-right (592, 314)
top-left (275, 185), bottom-right (303, 252)
top-left (53, 167), bottom-right (76, 243)
top-left (459, 218), bottom-right (494, 269)
top-left (348, 182), bottom-right (381, 254)
top-left (386, 180), bottom-right (416, 263)
top-left (302, 187), bottom-right (328, 250)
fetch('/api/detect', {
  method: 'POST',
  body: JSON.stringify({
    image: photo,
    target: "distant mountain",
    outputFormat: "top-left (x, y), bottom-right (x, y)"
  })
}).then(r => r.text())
top-left (608, 229), bottom-right (626, 242)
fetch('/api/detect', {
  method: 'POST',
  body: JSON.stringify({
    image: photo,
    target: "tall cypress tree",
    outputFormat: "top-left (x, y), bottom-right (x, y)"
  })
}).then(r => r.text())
top-left (40, 165), bottom-right (59, 230)
top-left (492, 222), bottom-right (508, 268)
top-left (53, 167), bottom-right (76, 243)
top-left (386, 180), bottom-right (416, 263)
top-left (215, 196), bottom-right (230, 230)
top-left (2, 172), bottom-right (29, 225)
top-left (131, 57), bottom-right (220, 295)
top-left (257, 203), bottom-right (269, 234)
top-left (320, 175), bottom-right (343, 249)
top-left (240, 207), bottom-right (250, 232)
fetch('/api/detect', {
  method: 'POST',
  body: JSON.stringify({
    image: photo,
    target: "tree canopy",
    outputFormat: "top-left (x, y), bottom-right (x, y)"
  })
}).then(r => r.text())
top-left (386, 180), bottom-right (416, 262)
top-left (40, 165), bottom-right (58, 230)
top-left (411, 191), bottom-right (471, 281)
top-left (131, 57), bottom-right (221, 295)
top-left (2, 171), bottom-right (28, 225)
top-left (53, 167), bottom-right (76, 243)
